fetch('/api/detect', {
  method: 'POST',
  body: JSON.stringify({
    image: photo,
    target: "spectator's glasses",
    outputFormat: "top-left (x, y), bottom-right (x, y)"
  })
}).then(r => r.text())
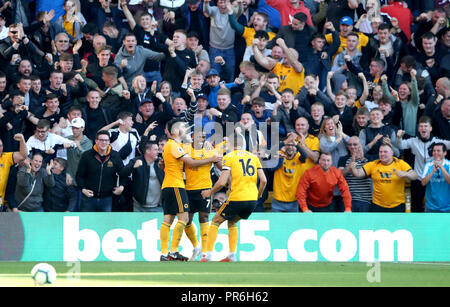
top-left (36, 129), bottom-right (48, 134)
top-left (10, 31), bottom-right (18, 34)
top-left (348, 143), bottom-right (359, 147)
top-left (96, 138), bottom-right (110, 143)
top-left (58, 40), bottom-right (69, 43)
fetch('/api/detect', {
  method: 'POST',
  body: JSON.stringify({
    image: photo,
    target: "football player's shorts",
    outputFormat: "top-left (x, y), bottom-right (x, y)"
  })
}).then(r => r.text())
top-left (161, 187), bottom-right (190, 215)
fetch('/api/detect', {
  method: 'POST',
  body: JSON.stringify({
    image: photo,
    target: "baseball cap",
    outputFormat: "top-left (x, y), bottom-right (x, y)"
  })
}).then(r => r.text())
top-left (186, 0), bottom-right (200, 4)
top-left (340, 16), bottom-right (354, 26)
top-left (197, 93), bottom-right (208, 101)
top-left (71, 117), bottom-right (85, 128)
top-left (206, 69), bottom-right (219, 78)
top-left (293, 12), bottom-right (307, 23)
top-left (251, 97), bottom-right (265, 106)
top-left (140, 98), bottom-right (153, 105)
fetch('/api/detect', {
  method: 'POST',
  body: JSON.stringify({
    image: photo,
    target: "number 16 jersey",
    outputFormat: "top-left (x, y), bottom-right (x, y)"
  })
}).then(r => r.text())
top-left (222, 150), bottom-right (262, 202)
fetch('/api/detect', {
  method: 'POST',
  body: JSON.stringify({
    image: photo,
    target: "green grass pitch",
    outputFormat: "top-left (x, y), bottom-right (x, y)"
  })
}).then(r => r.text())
top-left (1, 262), bottom-right (449, 287)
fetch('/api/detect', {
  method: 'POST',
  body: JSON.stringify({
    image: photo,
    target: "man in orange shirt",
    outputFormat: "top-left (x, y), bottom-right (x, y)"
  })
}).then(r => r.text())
top-left (296, 151), bottom-right (352, 212)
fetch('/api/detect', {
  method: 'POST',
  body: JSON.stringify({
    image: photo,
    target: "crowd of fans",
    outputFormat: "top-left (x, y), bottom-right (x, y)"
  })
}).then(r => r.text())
top-left (0, 0), bottom-right (449, 213)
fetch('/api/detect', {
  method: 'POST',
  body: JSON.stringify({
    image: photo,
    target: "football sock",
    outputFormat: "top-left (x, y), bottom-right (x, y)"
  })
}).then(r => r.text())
top-left (206, 222), bottom-right (220, 252)
top-left (160, 222), bottom-right (171, 255)
top-left (228, 223), bottom-right (238, 254)
top-left (184, 223), bottom-right (199, 248)
top-left (200, 222), bottom-right (209, 253)
top-left (170, 220), bottom-right (187, 252)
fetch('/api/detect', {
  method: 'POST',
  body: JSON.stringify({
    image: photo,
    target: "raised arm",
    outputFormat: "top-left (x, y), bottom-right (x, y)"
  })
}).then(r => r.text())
top-left (120, 0), bottom-right (137, 30)
top-left (12, 134), bottom-right (27, 164)
top-left (358, 72), bottom-right (369, 106)
top-left (252, 38), bottom-right (276, 71)
top-left (350, 161), bottom-right (366, 178)
top-left (276, 38), bottom-right (303, 73)
top-left (227, 1), bottom-right (245, 36)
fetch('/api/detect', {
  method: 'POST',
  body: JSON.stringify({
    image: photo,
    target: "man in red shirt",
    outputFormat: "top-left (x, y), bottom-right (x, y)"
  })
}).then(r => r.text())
top-left (266, 0), bottom-right (313, 27)
top-left (296, 151), bottom-right (352, 212)
top-left (380, 0), bottom-right (414, 42)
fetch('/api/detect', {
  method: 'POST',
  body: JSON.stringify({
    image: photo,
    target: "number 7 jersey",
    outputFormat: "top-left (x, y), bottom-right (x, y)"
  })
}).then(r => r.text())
top-left (222, 150), bottom-right (262, 202)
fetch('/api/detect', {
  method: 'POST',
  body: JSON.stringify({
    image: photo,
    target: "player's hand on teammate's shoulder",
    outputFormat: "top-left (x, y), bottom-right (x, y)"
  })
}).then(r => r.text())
top-left (210, 155), bottom-right (222, 163)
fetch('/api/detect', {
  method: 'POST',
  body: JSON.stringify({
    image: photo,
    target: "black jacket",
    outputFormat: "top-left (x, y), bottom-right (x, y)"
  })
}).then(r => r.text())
top-left (121, 156), bottom-right (165, 206)
top-left (360, 34), bottom-right (405, 71)
top-left (326, 104), bottom-right (357, 136)
top-left (43, 171), bottom-right (78, 212)
top-left (0, 37), bottom-right (39, 67)
top-left (216, 103), bottom-right (240, 137)
top-left (0, 108), bottom-right (28, 152)
top-left (82, 105), bottom-right (113, 141)
top-left (76, 146), bottom-right (125, 198)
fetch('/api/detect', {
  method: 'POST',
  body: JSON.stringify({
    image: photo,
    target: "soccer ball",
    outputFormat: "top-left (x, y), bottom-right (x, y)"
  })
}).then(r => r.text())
top-left (31, 263), bottom-right (57, 285)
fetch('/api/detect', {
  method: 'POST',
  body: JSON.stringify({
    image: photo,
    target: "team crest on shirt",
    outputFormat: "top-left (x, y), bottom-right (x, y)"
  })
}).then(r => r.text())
top-left (107, 161), bottom-right (114, 167)
top-left (177, 147), bottom-right (183, 153)
top-left (0, 163), bottom-right (3, 168)
top-left (184, 203), bottom-right (189, 209)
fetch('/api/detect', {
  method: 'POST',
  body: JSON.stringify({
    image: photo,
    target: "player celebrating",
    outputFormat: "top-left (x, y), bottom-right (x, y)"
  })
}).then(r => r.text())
top-left (184, 130), bottom-right (222, 261)
top-left (160, 119), bottom-right (221, 261)
top-left (200, 134), bottom-right (267, 262)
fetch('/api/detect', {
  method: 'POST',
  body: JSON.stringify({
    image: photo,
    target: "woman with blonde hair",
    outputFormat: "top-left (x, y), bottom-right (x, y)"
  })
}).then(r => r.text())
top-left (319, 117), bottom-right (349, 168)
top-left (130, 75), bottom-right (151, 114)
top-left (55, 0), bottom-right (87, 41)
top-left (355, 0), bottom-right (391, 35)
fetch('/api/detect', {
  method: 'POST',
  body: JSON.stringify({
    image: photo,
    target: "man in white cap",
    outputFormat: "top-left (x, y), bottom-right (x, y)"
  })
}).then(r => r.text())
top-left (66, 117), bottom-right (93, 186)
top-left (66, 117), bottom-right (93, 210)
top-left (60, 105), bottom-right (83, 137)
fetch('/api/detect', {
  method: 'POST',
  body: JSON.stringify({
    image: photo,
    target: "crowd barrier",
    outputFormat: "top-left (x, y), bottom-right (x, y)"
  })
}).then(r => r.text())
top-left (1, 213), bottom-right (449, 262)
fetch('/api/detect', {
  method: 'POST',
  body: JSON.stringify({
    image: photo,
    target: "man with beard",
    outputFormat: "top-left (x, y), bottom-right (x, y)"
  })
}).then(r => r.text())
top-left (396, 116), bottom-right (450, 212)
top-left (76, 130), bottom-right (126, 212)
top-left (5, 56), bottom-right (53, 87)
top-left (270, 133), bottom-right (307, 212)
top-left (297, 151), bottom-right (352, 212)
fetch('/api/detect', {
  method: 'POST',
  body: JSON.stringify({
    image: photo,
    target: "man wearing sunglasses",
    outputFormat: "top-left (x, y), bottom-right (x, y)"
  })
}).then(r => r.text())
top-left (0, 23), bottom-right (39, 68)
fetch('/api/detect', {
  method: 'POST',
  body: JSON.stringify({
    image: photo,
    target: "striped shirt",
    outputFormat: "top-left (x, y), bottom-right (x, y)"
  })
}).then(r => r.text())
top-left (338, 155), bottom-right (372, 204)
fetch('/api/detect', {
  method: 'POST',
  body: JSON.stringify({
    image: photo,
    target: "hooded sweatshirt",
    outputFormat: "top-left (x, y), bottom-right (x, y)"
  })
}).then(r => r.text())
top-left (114, 45), bottom-right (165, 87)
